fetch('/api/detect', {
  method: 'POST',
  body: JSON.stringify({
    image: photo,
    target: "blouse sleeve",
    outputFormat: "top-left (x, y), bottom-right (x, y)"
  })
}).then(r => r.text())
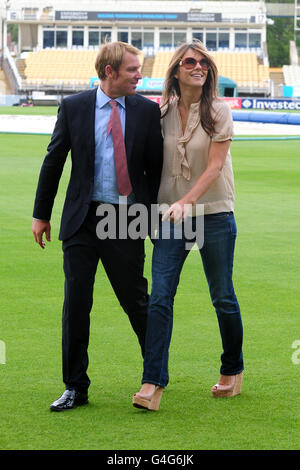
top-left (211, 100), bottom-right (234, 142)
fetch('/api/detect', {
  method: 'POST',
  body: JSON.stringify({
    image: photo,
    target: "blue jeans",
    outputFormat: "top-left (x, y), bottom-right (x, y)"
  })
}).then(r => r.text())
top-left (142, 212), bottom-right (244, 388)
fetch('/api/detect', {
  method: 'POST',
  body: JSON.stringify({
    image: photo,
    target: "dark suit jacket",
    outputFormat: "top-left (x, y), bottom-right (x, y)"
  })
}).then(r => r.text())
top-left (33, 88), bottom-right (163, 241)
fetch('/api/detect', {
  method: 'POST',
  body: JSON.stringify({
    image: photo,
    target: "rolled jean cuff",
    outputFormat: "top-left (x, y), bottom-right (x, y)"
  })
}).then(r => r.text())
top-left (220, 366), bottom-right (244, 376)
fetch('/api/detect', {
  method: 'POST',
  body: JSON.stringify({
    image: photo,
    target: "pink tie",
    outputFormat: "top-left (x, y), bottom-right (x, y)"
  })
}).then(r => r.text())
top-left (107, 100), bottom-right (132, 197)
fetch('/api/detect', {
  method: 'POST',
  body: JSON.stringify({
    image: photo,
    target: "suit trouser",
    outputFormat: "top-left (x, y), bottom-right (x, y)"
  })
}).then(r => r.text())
top-left (61, 202), bottom-right (148, 392)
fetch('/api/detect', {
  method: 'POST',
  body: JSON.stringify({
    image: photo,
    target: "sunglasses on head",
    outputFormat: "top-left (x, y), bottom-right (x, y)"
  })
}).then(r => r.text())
top-left (179, 57), bottom-right (210, 71)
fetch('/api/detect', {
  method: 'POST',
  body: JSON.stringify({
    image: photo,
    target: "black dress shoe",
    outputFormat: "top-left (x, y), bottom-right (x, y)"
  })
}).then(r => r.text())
top-left (50, 389), bottom-right (88, 411)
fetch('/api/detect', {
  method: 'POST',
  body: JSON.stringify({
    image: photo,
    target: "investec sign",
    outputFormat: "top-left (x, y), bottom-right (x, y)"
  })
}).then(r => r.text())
top-left (242, 98), bottom-right (300, 110)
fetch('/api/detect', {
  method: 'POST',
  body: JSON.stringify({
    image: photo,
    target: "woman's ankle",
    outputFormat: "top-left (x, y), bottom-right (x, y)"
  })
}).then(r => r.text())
top-left (140, 383), bottom-right (156, 394)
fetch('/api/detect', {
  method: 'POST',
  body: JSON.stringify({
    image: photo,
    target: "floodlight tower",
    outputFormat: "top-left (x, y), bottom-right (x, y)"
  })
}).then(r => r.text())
top-left (1, 0), bottom-right (11, 68)
top-left (295, 0), bottom-right (300, 45)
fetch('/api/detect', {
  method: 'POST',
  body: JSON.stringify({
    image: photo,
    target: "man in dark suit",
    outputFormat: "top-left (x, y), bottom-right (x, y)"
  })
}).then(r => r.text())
top-left (32, 42), bottom-right (163, 411)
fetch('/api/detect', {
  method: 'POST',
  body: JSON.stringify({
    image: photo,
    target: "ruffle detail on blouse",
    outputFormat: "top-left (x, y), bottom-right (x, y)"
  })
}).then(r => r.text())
top-left (173, 101), bottom-right (200, 181)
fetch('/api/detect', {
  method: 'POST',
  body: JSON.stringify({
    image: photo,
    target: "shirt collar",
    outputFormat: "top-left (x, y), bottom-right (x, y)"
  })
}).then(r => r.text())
top-left (97, 86), bottom-right (126, 110)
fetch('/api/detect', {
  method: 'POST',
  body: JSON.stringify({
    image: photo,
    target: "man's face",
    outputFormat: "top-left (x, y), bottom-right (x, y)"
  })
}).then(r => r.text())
top-left (108, 51), bottom-right (142, 97)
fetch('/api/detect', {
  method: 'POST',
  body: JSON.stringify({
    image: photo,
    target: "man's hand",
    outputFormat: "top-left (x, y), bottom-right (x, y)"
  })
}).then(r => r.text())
top-left (32, 219), bottom-right (51, 249)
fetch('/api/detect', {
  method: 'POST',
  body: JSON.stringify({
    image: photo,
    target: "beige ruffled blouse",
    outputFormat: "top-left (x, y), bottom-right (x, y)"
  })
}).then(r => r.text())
top-left (158, 97), bottom-right (235, 215)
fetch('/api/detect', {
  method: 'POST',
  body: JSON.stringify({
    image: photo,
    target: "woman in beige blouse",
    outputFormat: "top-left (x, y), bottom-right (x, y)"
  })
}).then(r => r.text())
top-left (133, 41), bottom-right (244, 411)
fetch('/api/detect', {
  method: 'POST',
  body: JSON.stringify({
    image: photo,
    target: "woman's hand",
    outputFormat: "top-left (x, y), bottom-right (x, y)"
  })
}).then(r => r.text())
top-left (162, 200), bottom-right (193, 224)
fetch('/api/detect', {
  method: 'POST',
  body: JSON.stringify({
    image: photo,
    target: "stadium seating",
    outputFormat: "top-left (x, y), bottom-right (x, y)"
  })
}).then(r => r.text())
top-left (23, 49), bottom-right (270, 90)
top-left (151, 51), bottom-right (173, 79)
top-left (282, 65), bottom-right (300, 86)
top-left (23, 49), bottom-right (144, 86)
top-left (152, 51), bottom-right (270, 88)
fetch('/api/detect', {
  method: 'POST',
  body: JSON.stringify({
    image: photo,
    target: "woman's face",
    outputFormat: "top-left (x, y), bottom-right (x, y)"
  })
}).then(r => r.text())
top-left (175, 48), bottom-right (209, 90)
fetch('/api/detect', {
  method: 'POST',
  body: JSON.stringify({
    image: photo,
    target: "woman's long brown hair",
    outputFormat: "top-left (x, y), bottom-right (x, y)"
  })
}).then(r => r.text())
top-left (161, 40), bottom-right (219, 136)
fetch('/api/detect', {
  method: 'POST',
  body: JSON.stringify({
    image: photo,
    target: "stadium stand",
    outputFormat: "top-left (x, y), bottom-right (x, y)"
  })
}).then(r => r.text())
top-left (2, 0), bottom-right (297, 97)
top-left (23, 49), bottom-right (144, 86)
top-left (151, 51), bottom-right (270, 89)
top-left (282, 65), bottom-right (300, 86)
top-left (151, 51), bottom-right (173, 79)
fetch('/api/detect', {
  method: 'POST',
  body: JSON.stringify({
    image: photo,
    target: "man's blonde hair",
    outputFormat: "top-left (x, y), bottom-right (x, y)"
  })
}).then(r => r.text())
top-left (95, 41), bottom-right (140, 80)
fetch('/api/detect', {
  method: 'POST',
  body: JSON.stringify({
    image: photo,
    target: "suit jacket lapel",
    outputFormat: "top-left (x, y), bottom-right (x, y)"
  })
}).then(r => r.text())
top-left (125, 95), bottom-right (138, 164)
top-left (82, 88), bottom-right (97, 169)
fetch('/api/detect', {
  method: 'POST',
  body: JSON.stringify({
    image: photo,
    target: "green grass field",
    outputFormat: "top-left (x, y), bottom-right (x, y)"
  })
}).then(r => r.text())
top-left (0, 105), bottom-right (59, 116)
top-left (0, 105), bottom-right (300, 116)
top-left (0, 130), bottom-right (300, 451)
